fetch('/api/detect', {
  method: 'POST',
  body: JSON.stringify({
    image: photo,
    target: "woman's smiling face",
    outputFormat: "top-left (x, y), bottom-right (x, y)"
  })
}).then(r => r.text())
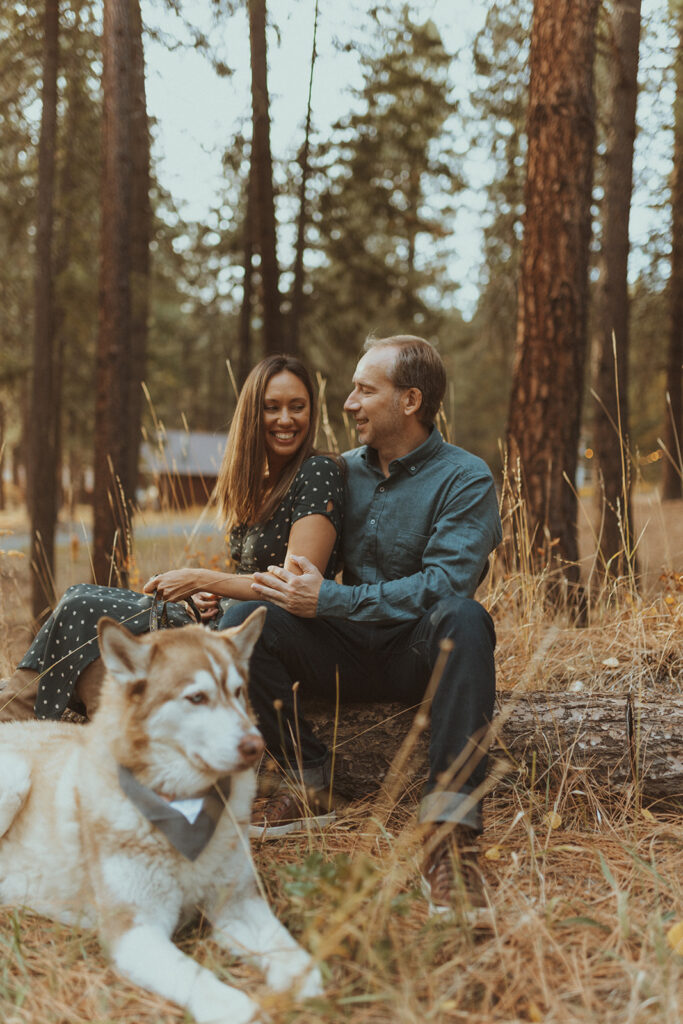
top-left (262, 370), bottom-right (312, 467)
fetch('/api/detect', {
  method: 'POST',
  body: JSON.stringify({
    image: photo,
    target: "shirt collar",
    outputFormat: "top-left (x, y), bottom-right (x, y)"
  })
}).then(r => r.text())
top-left (361, 427), bottom-right (443, 476)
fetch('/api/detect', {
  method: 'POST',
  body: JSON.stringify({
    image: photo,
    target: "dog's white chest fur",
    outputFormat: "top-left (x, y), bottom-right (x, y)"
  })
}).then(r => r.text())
top-left (0, 611), bottom-right (322, 1024)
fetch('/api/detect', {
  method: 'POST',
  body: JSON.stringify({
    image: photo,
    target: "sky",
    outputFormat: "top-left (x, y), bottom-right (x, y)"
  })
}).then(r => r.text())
top-left (141, 0), bottom-right (673, 320)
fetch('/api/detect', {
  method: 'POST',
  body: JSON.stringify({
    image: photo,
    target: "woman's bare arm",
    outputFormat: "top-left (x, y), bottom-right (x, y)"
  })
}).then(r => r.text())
top-left (143, 513), bottom-right (338, 603)
top-left (282, 512), bottom-right (337, 575)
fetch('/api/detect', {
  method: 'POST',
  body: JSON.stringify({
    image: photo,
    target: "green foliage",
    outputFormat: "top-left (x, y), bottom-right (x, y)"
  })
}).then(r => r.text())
top-left (280, 849), bottom-right (353, 900)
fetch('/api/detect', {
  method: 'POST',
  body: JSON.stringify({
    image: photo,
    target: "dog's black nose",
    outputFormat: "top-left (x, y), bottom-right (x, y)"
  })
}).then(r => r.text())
top-left (238, 732), bottom-right (265, 764)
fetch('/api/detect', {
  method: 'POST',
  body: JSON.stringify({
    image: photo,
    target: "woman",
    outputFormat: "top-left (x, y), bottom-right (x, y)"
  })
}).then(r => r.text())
top-left (0, 355), bottom-right (343, 722)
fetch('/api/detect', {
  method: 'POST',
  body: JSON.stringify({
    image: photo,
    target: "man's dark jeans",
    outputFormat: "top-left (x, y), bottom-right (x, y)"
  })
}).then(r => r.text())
top-left (219, 596), bottom-right (496, 830)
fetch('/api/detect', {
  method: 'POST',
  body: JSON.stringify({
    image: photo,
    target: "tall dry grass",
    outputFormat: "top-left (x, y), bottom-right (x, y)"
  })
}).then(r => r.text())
top-left (0, 410), bottom-right (682, 1023)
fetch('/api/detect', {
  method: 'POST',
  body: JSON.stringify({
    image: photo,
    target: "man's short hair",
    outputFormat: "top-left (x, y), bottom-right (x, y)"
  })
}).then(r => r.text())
top-left (363, 334), bottom-right (447, 426)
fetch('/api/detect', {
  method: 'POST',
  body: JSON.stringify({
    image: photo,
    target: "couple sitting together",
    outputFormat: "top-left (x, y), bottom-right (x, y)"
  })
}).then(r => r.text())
top-left (1, 334), bottom-right (502, 917)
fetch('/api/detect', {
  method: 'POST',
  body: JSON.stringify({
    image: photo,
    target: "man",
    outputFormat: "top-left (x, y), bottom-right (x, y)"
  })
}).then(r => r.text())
top-left (220, 335), bottom-right (502, 915)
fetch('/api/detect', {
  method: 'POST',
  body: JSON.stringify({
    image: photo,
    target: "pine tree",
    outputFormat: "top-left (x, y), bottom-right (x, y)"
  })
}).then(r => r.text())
top-left (248, 0), bottom-right (282, 355)
top-left (93, 0), bottom-right (135, 584)
top-left (506, 0), bottom-right (600, 600)
top-left (29, 0), bottom-right (60, 620)
top-left (591, 0), bottom-right (642, 574)
top-left (662, 0), bottom-right (683, 499)
top-left (305, 5), bottom-right (461, 409)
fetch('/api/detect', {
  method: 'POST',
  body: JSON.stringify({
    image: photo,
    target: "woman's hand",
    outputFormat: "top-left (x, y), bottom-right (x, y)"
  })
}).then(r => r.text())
top-left (190, 591), bottom-right (220, 621)
top-left (142, 569), bottom-right (204, 603)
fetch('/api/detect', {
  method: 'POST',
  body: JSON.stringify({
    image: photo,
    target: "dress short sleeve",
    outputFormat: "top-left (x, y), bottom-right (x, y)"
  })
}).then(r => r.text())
top-left (290, 455), bottom-right (344, 537)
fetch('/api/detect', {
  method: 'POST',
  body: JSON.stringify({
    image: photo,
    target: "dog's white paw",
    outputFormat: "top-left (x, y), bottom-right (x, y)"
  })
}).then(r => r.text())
top-left (266, 951), bottom-right (323, 1000)
top-left (191, 982), bottom-right (261, 1024)
top-left (294, 962), bottom-right (324, 1000)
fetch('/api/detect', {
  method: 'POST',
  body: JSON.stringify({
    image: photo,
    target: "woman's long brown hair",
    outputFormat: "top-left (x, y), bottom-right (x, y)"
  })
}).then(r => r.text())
top-left (215, 355), bottom-right (319, 532)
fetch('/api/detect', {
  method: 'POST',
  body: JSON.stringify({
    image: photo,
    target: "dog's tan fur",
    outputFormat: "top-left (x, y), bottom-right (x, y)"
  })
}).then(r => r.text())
top-left (0, 609), bottom-right (322, 1024)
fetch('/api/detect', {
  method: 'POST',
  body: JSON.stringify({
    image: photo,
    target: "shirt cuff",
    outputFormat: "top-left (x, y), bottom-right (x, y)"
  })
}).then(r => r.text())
top-left (316, 579), bottom-right (352, 617)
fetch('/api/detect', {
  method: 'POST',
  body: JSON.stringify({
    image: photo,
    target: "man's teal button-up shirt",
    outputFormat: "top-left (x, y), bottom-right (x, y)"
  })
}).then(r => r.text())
top-left (316, 428), bottom-right (502, 623)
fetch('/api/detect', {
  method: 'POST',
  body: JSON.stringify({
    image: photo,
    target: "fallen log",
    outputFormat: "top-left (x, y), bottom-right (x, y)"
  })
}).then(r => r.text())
top-left (288, 692), bottom-right (683, 802)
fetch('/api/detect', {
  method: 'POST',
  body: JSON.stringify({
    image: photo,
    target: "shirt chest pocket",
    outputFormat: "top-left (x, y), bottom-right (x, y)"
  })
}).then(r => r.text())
top-left (385, 529), bottom-right (430, 579)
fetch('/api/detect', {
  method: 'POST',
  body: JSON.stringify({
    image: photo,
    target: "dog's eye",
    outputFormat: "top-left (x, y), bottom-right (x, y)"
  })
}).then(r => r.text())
top-left (186, 692), bottom-right (208, 705)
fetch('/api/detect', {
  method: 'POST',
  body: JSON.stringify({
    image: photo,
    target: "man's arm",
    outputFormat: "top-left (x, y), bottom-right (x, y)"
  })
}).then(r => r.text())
top-left (317, 470), bottom-right (501, 622)
top-left (253, 470), bottom-right (501, 622)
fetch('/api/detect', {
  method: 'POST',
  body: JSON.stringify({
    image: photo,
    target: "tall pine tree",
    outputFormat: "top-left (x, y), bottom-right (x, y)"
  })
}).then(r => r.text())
top-left (506, 0), bottom-right (599, 601)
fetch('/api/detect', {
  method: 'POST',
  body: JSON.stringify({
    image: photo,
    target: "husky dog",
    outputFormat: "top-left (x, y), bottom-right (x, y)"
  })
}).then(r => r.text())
top-left (0, 609), bottom-right (322, 1024)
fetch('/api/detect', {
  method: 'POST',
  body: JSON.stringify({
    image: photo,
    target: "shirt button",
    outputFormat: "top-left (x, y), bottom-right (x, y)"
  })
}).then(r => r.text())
top-left (379, 486), bottom-right (385, 492)
top-left (370, 519), bottom-right (376, 525)
top-left (410, 465), bottom-right (416, 472)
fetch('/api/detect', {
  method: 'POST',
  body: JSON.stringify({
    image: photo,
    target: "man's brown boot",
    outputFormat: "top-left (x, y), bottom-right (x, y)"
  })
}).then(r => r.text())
top-left (420, 824), bottom-right (491, 923)
top-left (249, 785), bottom-right (336, 840)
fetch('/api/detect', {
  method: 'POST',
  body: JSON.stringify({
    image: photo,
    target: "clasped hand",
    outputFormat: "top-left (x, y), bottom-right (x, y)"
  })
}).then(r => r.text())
top-left (251, 555), bottom-right (322, 618)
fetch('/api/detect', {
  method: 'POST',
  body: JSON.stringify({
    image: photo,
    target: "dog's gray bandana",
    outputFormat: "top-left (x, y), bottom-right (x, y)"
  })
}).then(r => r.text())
top-left (117, 765), bottom-right (232, 861)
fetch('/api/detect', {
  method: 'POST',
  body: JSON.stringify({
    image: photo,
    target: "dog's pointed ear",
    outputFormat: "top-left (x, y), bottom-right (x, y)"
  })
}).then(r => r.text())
top-left (218, 606), bottom-right (266, 661)
top-left (98, 617), bottom-right (152, 686)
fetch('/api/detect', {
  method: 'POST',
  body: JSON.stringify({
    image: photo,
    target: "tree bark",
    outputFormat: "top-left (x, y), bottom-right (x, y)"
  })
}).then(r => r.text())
top-left (125, 0), bottom-right (151, 509)
top-left (662, 2), bottom-right (683, 500)
top-left (506, 0), bottom-right (599, 594)
top-left (93, 0), bottom-right (133, 585)
top-left (300, 693), bottom-right (683, 802)
top-left (289, 0), bottom-right (319, 355)
top-left (29, 0), bottom-right (60, 622)
top-left (248, 0), bottom-right (282, 355)
top-left (592, 0), bottom-right (642, 574)
top-left (0, 402), bottom-right (5, 511)
top-left (52, 0), bottom-right (88, 579)
top-left (238, 159), bottom-right (255, 387)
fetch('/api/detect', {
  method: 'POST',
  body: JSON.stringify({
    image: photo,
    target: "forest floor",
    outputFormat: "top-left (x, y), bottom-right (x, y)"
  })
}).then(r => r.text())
top-left (0, 490), bottom-right (682, 1023)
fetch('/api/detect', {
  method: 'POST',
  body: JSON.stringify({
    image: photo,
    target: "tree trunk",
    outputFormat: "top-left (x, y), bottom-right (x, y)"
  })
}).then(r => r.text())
top-left (0, 402), bottom-right (5, 511)
top-left (238, 159), bottom-right (255, 387)
top-left (29, 0), bottom-right (60, 622)
top-left (506, 0), bottom-right (599, 594)
top-left (125, 0), bottom-right (151, 509)
top-left (93, 0), bottom-right (133, 585)
top-left (52, 0), bottom-right (86, 580)
top-left (289, 0), bottom-right (319, 355)
top-left (662, 2), bottom-right (683, 500)
top-left (592, 0), bottom-right (642, 575)
top-left (300, 693), bottom-right (683, 802)
top-left (248, 0), bottom-right (282, 355)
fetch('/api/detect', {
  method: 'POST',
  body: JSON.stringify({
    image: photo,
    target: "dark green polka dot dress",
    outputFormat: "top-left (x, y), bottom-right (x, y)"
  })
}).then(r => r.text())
top-left (19, 455), bottom-right (344, 719)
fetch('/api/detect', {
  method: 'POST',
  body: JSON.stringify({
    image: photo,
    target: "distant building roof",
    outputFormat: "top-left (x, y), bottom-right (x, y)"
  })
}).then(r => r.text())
top-left (140, 429), bottom-right (227, 478)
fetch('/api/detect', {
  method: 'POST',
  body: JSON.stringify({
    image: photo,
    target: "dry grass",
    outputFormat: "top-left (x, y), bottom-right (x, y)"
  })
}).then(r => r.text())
top-left (1, 496), bottom-right (682, 1024)
top-left (1, 788), bottom-right (681, 1023)
top-left (492, 584), bottom-right (683, 697)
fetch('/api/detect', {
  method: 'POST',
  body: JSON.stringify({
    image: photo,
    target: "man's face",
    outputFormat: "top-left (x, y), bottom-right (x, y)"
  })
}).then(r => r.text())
top-left (343, 345), bottom-right (405, 451)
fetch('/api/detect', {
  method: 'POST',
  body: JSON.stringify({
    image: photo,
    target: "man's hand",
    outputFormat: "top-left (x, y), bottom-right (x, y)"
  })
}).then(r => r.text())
top-left (252, 555), bottom-right (322, 618)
